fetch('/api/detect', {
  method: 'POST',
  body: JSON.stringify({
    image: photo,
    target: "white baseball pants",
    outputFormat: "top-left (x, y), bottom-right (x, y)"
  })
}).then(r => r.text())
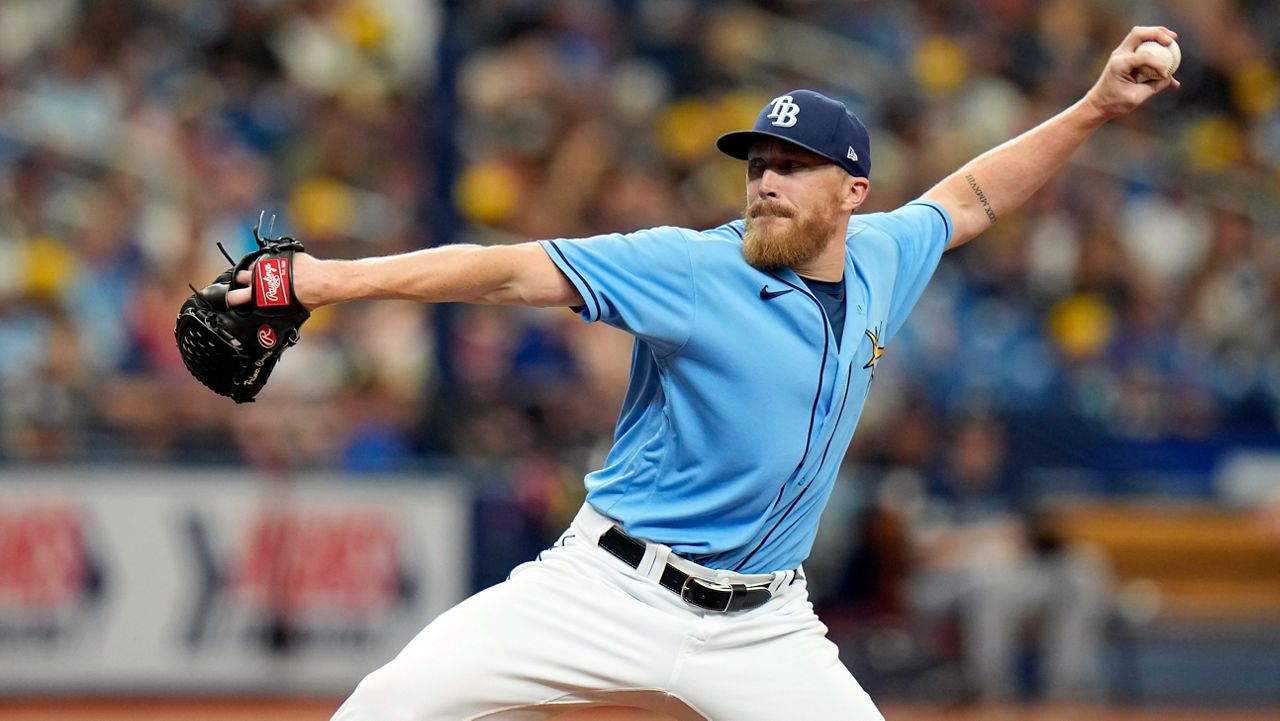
top-left (332, 504), bottom-right (883, 720)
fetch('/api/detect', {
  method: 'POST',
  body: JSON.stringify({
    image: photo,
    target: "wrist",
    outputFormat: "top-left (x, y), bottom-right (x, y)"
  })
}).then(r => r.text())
top-left (1074, 95), bottom-right (1114, 129)
top-left (305, 257), bottom-right (345, 308)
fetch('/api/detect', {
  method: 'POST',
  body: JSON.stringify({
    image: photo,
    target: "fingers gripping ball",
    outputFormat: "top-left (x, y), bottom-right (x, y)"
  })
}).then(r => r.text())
top-left (174, 215), bottom-right (310, 403)
top-left (1134, 39), bottom-right (1181, 83)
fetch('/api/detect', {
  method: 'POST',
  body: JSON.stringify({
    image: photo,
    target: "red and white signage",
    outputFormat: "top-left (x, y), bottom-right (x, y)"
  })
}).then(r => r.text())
top-left (0, 469), bottom-right (469, 694)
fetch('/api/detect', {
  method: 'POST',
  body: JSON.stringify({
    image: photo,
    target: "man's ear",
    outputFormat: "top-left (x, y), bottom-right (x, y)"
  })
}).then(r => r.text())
top-left (842, 176), bottom-right (870, 213)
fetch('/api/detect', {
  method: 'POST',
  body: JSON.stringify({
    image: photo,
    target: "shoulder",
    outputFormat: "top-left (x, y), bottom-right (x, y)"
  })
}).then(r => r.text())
top-left (601, 220), bottom-right (748, 257)
top-left (603, 224), bottom-right (738, 251)
top-left (619, 225), bottom-right (732, 261)
top-left (558, 220), bottom-right (750, 269)
top-left (849, 201), bottom-right (953, 244)
top-left (542, 225), bottom-right (696, 259)
top-left (700, 219), bottom-right (746, 242)
top-left (684, 220), bottom-right (747, 256)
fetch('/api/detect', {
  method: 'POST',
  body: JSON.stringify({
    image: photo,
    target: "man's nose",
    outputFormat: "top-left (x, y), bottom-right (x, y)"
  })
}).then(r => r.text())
top-left (756, 169), bottom-right (781, 199)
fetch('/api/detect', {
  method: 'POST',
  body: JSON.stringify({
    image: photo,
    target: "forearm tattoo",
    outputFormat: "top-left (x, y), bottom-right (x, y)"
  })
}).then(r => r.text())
top-left (965, 173), bottom-right (996, 224)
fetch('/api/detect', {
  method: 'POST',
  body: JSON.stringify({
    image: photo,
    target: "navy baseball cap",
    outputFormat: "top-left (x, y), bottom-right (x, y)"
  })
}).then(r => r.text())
top-left (716, 90), bottom-right (871, 178)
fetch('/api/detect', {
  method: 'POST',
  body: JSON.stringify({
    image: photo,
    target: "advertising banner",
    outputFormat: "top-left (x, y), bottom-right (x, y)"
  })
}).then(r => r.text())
top-left (0, 468), bottom-right (469, 694)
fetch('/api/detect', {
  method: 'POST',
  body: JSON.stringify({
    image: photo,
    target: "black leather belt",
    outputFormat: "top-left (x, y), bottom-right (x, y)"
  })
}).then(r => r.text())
top-left (598, 526), bottom-right (773, 613)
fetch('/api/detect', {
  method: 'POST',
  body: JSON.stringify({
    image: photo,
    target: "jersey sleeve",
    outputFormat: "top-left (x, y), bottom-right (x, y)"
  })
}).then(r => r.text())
top-left (858, 200), bottom-right (951, 342)
top-left (538, 226), bottom-right (695, 355)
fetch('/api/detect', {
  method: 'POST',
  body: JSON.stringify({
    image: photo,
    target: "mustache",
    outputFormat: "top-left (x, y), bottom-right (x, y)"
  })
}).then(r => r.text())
top-left (745, 200), bottom-right (795, 220)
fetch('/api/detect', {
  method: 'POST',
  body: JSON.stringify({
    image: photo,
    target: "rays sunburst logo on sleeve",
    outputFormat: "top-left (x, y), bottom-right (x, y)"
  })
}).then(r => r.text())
top-left (863, 324), bottom-right (885, 375)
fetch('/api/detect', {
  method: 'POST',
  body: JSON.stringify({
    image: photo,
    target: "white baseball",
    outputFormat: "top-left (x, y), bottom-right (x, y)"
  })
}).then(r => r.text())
top-left (1134, 39), bottom-right (1181, 83)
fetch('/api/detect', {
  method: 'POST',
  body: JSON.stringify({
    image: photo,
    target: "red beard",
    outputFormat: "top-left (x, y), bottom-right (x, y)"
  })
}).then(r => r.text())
top-left (741, 199), bottom-right (835, 271)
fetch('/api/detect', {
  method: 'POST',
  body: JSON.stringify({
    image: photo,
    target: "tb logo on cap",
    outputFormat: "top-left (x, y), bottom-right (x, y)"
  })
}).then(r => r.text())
top-left (767, 95), bottom-right (801, 127)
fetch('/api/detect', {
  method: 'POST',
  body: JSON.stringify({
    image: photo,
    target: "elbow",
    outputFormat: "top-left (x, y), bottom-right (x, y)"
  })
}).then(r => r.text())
top-left (489, 281), bottom-right (544, 306)
top-left (472, 244), bottom-right (581, 307)
top-left (508, 276), bottom-right (582, 308)
top-left (482, 281), bottom-right (575, 308)
top-left (923, 173), bottom-right (997, 251)
top-left (473, 275), bottom-right (530, 306)
top-left (946, 219), bottom-right (984, 250)
top-left (921, 191), bottom-right (983, 251)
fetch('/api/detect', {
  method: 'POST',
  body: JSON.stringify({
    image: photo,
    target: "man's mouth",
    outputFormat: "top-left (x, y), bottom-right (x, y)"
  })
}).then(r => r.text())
top-left (746, 201), bottom-right (795, 220)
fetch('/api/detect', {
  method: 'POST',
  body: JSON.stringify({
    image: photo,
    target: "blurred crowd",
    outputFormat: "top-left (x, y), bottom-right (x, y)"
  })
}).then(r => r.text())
top-left (2, 1), bottom-right (1279, 483)
top-left (2, 0), bottom-right (1279, 702)
top-left (0, 0), bottom-right (440, 467)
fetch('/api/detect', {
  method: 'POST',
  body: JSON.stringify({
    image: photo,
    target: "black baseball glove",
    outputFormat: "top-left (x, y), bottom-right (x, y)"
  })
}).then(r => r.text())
top-left (175, 215), bottom-right (310, 403)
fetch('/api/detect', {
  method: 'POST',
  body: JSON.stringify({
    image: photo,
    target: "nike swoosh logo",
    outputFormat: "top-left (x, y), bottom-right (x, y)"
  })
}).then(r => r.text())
top-left (760, 286), bottom-right (792, 300)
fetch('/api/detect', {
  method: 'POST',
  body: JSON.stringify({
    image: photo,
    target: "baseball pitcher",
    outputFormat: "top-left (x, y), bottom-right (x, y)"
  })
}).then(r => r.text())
top-left (213, 26), bottom-right (1180, 721)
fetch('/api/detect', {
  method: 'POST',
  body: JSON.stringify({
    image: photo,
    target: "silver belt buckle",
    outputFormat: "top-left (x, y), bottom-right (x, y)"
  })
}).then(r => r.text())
top-left (680, 576), bottom-right (735, 613)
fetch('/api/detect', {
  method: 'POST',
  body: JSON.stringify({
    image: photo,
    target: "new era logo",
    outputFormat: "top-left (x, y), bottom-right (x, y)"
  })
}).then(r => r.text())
top-left (847, 146), bottom-right (858, 162)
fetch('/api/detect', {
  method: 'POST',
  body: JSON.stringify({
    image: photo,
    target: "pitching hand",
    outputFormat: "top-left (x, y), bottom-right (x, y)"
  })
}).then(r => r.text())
top-left (1084, 26), bottom-right (1180, 119)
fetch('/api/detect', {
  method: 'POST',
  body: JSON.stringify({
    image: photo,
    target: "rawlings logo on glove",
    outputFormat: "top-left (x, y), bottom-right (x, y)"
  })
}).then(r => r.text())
top-left (257, 258), bottom-right (291, 306)
top-left (174, 213), bottom-right (310, 403)
top-left (257, 325), bottom-right (278, 348)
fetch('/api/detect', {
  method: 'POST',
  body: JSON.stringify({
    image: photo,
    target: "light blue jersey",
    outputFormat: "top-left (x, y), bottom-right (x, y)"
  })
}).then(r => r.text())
top-left (540, 201), bottom-right (951, 573)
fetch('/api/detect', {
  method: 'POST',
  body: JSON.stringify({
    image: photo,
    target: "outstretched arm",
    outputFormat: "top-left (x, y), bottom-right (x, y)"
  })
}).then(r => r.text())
top-left (228, 242), bottom-right (584, 310)
top-left (921, 25), bottom-right (1180, 250)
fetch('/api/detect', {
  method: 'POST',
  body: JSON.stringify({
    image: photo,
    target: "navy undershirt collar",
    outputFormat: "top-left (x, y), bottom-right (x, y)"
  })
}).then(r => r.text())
top-left (799, 275), bottom-right (846, 350)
